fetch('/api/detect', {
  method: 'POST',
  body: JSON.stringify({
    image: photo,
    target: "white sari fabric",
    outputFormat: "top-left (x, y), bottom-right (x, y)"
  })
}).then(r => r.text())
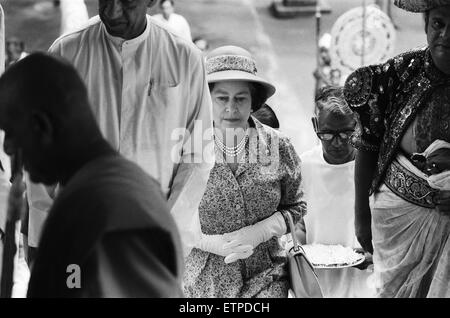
top-left (372, 154), bottom-right (450, 297)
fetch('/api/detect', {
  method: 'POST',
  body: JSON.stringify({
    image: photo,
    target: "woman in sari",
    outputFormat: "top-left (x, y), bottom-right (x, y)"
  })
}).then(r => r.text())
top-left (182, 46), bottom-right (306, 298)
top-left (344, 0), bottom-right (450, 297)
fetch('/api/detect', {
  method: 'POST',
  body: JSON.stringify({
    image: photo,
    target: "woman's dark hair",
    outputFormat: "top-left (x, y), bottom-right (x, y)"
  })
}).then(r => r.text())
top-left (209, 82), bottom-right (267, 111)
top-left (424, 11), bottom-right (430, 33)
top-left (252, 104), bottom-right (280, 129)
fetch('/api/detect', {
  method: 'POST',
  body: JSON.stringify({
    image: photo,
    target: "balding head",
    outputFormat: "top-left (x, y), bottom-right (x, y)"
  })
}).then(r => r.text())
top-left (0, 53), bottom-right (94, 127)
top-left (0, 53), bottom-right (102, 184)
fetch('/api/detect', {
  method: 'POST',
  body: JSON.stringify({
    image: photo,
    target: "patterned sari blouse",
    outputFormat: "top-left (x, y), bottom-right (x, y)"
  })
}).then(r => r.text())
top-left (344, 47), bottom-right (450, 194)
top-left (183, 117), bottom-right (306, 298)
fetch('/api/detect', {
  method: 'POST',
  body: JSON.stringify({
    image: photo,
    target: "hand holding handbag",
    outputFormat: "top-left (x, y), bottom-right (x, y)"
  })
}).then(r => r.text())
top-left (285, 213), bottom-right (323, 298)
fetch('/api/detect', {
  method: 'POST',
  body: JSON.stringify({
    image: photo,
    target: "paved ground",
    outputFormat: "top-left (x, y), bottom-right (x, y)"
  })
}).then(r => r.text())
top-left (3, 0), bottom-right (427, 153)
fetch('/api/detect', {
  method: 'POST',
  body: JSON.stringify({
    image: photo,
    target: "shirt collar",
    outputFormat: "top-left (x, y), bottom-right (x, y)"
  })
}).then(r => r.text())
top-left (102, 15), bottom-right (150, 47)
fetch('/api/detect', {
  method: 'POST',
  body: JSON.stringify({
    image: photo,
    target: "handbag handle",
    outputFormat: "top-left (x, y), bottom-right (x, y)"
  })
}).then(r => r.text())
top-left (285, 212), bottom-right (304, 254)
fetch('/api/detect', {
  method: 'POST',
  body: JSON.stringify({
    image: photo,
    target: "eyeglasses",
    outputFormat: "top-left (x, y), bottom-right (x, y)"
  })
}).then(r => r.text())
top-left (316, 130), bottom-right (354, 141)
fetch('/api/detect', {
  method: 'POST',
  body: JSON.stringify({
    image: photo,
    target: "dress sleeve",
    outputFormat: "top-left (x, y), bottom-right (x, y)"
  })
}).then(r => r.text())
top-left (166, 50), bottom-right (214, 258)
top-left (344, 58), bottom-right (399, 152)
top-left (277, 137), bottom-right (307, 231)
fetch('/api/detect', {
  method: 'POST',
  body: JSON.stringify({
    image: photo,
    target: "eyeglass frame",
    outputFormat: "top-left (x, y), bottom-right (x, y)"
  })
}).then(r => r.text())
top-left (315, 130), bottom-right (355, 142)
top-left (311, 116), bottom-right (356, 142)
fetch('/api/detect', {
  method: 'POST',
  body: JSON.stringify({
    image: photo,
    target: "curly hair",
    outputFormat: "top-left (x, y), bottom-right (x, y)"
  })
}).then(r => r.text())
top-left (314, 85), bottom-right (354, 118)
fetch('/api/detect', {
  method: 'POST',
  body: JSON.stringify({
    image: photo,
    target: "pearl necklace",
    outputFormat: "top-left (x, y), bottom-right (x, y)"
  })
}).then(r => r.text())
top-left (214, 129), bottom-right (249, 157)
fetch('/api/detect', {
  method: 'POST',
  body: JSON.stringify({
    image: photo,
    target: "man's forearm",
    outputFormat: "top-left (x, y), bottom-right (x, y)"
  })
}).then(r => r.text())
top-left (354, 150), bottom-right (378, 253)
top-left (355, 150), bottom-right (378, 220)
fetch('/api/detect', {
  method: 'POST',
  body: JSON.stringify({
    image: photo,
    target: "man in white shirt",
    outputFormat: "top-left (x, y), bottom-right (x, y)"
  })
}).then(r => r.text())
top-left (25, 0), bottom-right (214, 260)
top-left (297, 86), bottom-right (375, 298)
top-left (153, 0), bottom-right (192, 42)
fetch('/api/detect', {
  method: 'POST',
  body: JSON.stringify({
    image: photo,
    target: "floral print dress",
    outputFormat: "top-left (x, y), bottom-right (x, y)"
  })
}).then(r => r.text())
top-left (183, 117), bottom-right (306, 298)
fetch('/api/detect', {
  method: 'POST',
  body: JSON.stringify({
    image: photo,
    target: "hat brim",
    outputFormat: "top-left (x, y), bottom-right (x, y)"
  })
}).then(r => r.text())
top-left (394, 0), bottom-right (450, 12)
top-left (207, 70), bottom-right (276, 100)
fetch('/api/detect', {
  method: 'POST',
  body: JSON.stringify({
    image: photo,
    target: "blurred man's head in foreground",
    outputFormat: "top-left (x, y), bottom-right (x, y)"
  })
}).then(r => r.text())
top-left (0, 53), bottom-right (102, 185)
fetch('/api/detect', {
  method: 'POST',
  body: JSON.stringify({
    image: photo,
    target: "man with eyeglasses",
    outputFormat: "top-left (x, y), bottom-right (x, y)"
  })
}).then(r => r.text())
top-left (295, 86), bottom-right (375, 298)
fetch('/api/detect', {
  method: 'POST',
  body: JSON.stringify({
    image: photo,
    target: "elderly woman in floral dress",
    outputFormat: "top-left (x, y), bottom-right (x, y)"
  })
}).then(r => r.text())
top-left (183, 46), bottom-right (306, 298)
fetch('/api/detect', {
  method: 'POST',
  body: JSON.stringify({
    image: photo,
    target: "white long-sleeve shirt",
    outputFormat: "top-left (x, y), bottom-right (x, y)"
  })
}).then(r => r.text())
top-left (27, 15), bottom-right (214, 256)
top-left (300, 145), bottom-right (374, 298)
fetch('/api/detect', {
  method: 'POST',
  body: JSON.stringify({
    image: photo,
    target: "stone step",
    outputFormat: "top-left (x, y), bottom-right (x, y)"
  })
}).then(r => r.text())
top-left (270, 0), bottom-right (332, 18)
top-left (283, 0), bottom-right (318, 7)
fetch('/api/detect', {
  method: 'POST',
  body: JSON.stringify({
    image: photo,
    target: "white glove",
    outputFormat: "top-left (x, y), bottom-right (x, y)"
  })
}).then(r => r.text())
top-left (197, 233), bottom-right (253, 259)
top-left (224, 249), bottom-right (254, 264)
top-left (223, 212), bottom-right (287, 250)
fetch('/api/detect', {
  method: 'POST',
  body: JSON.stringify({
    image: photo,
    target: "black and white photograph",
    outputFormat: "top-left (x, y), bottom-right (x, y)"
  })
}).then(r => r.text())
top-left (0, 0), bottom-right (448, 303)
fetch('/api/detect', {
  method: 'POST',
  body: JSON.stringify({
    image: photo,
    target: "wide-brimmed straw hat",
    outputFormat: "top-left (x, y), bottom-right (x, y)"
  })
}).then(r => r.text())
top-left (394, 0), bottom-right (450, 12)
top-left (205, 46), bottom-right (276, 104)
